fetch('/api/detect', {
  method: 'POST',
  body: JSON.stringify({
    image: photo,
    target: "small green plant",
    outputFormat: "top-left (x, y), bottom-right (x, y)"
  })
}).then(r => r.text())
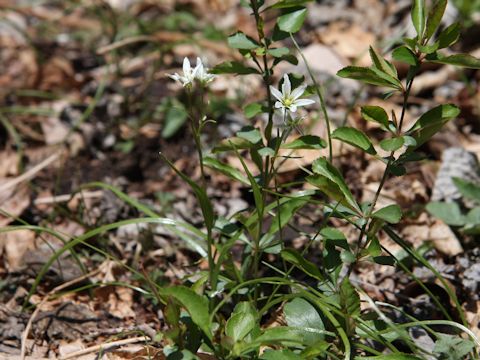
top-left (10, 0), bottom-right (480, 359)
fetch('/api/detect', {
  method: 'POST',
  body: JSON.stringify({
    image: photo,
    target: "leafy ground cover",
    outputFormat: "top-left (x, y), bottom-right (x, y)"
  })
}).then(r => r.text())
top-left (1, 0), bottom-right (480, 359)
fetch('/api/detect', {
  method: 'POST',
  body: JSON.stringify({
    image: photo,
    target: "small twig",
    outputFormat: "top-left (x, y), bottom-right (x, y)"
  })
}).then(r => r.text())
top-left (59, 336), bottom-right (150, 360)
top-left (0, 151), bottom-right (62, 196)
top-left (33, 190), bottom-right (103, 205)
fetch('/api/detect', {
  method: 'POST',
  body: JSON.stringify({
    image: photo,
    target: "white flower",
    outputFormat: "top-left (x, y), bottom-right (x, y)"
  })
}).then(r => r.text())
top-left (270, 74), bottom-right (315, 115)
top-left (167, 57), bottom-right (215, 87)
top-left (194, 57), bottom-right (215, 85)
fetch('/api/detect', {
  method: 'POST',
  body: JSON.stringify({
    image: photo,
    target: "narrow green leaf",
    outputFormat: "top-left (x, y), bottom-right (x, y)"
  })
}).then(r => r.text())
top-left (213, 137), bottom-right (255, 153)
top-left (372, 204), bottom-right (402, 224)
top-left (411, 0), bottom-right (426, 39)
top-left (369, 46), bottom-right (397, 78)
top-left (332, 127), bottom-right (376, 155)
top-left (312, 157), bottom-right (361, 213)
top-left (277, 7), bottom-right (308, 33)
top-left (426, 201), bottom-right (466, 226)
top-left (357, 354), bottom-right (423, 360)
top-left (267, 0), bottom-right (313, 9)
top-left (231, 143), bottom-right (264, 219)
top-left (392, 46), bottom-right (418, 66)
top-left (267, 47), bottom-right (290, 57)
top-left (203, 157), bottom-right (249, 185)
top-left (453, 177), bottom-right (480, 203)
top-left (380, 137), bottom-right (404, 152)
top-left (211, 61), bottom-right (259, 75)
top-left (159, 286), bottom-right (212, 339)
top-left (367, 236), bottom-right (382, 257)
top-left (282, 135), bottom-right (326, 150)
top-left (425, 0), bottom-right (447, 40)
top-left (361, 105), bottom-right (389, 128)
top-left (244, 103), bottom-right (263, 118)
top-left (160, 154), bottom-right (215, 230)
top-left (284, 298), bottom-right (325, 344)
top-left (228, 32), bottom-right (260, 50)
top-left (226, 311), bottom-right (256, 342)
top-left (237, 126), bottom-right (263, 144)
top-left (260, 350), bottom-right (303, 360)
top-left (337, 66), bottom-right (401, 89)
top-left (434, 334), bottom-right (475, 360)
top-left (406, 104), bottom-right (460, 148)
top-left (267, 197), bottom-right (309, 236)
top-left (281, 249), bottom-right (324, 280)
top-left (162, 101), bottom-right (188, 139)
top-left (426, 52), bottom-right (480, 69)
top-left (437, 22), bottom-right (460, 49)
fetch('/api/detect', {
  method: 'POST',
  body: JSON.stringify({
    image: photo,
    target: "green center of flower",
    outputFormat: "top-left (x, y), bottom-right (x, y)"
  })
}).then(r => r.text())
top-left (283, 97), bottom-right (293, 107)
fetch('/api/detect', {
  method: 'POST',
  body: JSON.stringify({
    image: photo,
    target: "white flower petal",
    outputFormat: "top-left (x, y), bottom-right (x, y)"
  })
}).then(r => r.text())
top-left (168, 73), bottom-right (180, 81)
top-left (270, 86), bottom-right (283, 101)
top-left (282, 74), bottom-right (291, 97)
top-left (293, 98), bottom-right (315, 107)
top-left (290, 84), bottom-right (307, 100)
top-left (290, 104), bottom-right (298, 112)
top-left (275, 101), bottom-right (283, 109)
top-left (183, 57), bottom-right (191, 75)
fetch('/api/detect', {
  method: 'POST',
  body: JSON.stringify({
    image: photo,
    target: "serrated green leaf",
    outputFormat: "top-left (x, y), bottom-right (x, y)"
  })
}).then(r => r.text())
top-left (277, 7), bottom-right (308, 33)
top-left (211, 61), bottom-right (259, 75)
top-left (412, 0), bottom-right (426, 38)
top-left (438, 23), bottom-right (460, 49)
top-left (312, 157), bottom-right (361, 213)
top-left (426, 52), bottom-right (480, 69)
top-left (228, 32), bottom-right (260, 50)
top-left (380, 137), bottom-right (404, 152)
top-left (361, 105), bottom-right (390, 128)
top-left (282, 135), bottom-right (326, 149)
top-left (332, 126), bottom-right (376, 155)
top-left (244, 103), bottom-right (263, 118)
top-left (426, 201), bottom-right (466, 226)
top-left (426, 0), bottom-right (447, 40)
top-left (392, 46), bottom-right (418, 66)
top-left (407, 104), bottom-right (460, 148)
top-left (372, 204), bottom-right (402, 224)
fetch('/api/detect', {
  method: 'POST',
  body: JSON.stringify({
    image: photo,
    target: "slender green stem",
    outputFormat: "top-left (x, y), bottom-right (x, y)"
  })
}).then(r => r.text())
top-left (290, 34), bottom-right (333, 162)
top-left (186, 87), bottom-right (215, 290)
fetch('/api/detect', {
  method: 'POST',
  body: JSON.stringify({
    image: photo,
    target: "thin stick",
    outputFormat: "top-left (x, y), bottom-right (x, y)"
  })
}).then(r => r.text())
top-left (59, 336), bottom-right (150, 360)
top-left (0, 151), bottom-right (62, 195)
